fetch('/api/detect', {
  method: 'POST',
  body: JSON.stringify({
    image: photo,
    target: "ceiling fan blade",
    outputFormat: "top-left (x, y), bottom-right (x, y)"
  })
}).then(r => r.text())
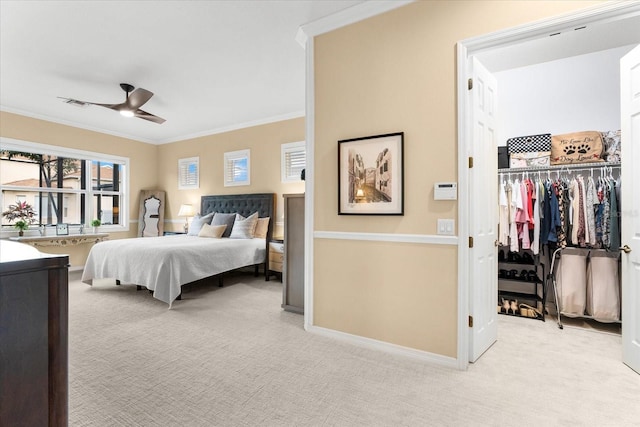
top-left (58, 97), bottom-right (91, 107)
top-left (134, 109), bottom-right (166, 124)
top-left (87, 102), bottom-right (123, 110)
top-left (126, 88), bottom-right (154, 109)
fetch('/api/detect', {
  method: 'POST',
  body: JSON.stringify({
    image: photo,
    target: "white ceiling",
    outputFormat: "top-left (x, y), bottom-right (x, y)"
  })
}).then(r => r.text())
top-left (3, 2), bottom-right (639, 146)
top-left (0, 0), bottom-right (363, 145)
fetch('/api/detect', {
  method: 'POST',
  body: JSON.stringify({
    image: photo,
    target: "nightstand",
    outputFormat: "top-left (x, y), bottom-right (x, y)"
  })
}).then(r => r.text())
top-left (269, 239), bottom-right (284, 279)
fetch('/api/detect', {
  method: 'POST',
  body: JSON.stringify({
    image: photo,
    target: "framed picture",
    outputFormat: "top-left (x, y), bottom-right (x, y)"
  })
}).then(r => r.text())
top-left (56, 223), bottom-right (69, 235)
top-left (338, 132), bottom-right (404, 215)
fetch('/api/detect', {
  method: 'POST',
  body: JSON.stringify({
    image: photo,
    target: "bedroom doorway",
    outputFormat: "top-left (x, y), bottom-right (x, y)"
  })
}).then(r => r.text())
top-left (458, 2), bottom-right (640, 371)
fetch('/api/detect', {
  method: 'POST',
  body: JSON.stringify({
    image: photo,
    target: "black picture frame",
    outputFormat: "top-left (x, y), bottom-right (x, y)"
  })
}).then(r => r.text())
top-left (338, 132), bottom-right (404, 215)
top-left (56, 223), bottom-right (69, 235)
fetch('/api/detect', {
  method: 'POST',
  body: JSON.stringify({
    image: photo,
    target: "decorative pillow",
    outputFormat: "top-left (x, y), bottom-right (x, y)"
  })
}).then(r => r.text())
top-left (254, 217), bottom-right (270, 239)
top-left (229, 212), bottom-right (259, 239)
top-left (187, 212), bottom-right (214, 236)
top-left (198, 223), bottom-right (226, 238)
top-left (211, 213), bottom-right (236, 238)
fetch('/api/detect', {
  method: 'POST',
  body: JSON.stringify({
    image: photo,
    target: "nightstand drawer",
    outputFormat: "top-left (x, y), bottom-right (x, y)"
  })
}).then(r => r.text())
top-left (269, 252), bottom-right (284, 263)
top-left (269, 260), bottom-right (283, 273)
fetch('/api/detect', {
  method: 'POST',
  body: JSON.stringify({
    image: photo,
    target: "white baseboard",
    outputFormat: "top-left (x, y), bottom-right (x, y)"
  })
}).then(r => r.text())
top-left (306, 324), bottom-right (458, 369)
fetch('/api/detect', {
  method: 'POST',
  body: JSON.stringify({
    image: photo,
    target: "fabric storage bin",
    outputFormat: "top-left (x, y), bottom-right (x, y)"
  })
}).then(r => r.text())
top-left (586, 251), bottom-right (620, 322)
top-left (557, 248), bottom-right (588, 316)
top-left (507, 133), bottom-right (551, 168)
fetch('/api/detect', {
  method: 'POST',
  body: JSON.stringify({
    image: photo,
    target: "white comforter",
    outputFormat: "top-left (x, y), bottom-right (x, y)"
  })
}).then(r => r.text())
top-left (82, 235), bottom-right (266, 305)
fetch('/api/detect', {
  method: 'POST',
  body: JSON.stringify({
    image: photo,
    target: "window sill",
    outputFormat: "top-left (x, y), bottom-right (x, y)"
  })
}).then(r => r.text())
top-left (9, 233), bottom-right (109, 247)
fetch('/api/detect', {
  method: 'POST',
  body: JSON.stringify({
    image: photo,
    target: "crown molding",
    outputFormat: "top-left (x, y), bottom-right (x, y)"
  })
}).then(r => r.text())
top-left (296, 0), bottom-right (414, 47)
top-left (460, 0), bottom-right (640, 52)
top-left (156, 110), bottom-right (305, 144)
top-left (0, 105), bottom-right (154, 144)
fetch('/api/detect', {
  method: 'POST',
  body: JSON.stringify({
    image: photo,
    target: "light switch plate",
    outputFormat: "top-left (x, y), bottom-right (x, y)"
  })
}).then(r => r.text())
top-left (437, 219), bottom-right (455, 236)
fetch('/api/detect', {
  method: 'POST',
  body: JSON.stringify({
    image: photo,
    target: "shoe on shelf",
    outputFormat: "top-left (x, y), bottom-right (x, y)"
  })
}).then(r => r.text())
top-left (510, 299), bottom-right (519, 315)
top-left (522, 252), bottom-right (535, 265)
top-left (502, 298), bottom-right (510, 314)
top-left (527, 270), bottom-right (541, 282)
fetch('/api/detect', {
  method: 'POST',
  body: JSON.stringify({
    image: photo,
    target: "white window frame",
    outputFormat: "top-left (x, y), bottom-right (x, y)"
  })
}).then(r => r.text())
top-left (281, 141), bottom-right (306, 183)
top-left (0, 137), bottom-right (130, 234)
top-left (224, 149), bottom-right (250, 187)
top-left (178, 156), bottom-right (199, 190)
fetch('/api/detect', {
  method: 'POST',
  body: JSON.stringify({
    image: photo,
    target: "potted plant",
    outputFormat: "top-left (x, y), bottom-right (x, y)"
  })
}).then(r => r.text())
top-left (91, 219), bottom-right (101, 233)
top-left (2, 201), bottom-right (37, 236)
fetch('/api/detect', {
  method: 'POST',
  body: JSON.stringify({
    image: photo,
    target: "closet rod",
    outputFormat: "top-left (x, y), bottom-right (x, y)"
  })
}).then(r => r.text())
top-left (498, 161), bottom-right (620, 174)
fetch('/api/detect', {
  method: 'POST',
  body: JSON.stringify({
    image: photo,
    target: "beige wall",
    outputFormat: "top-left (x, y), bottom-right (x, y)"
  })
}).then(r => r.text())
top-left (313, 0), bottom-right (600, 356)
top-left (157, 117), bottom-right (305, 236)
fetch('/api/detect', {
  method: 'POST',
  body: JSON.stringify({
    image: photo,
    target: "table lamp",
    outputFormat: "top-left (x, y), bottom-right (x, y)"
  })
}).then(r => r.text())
top-left (177, 204), bottom-right (194, 233)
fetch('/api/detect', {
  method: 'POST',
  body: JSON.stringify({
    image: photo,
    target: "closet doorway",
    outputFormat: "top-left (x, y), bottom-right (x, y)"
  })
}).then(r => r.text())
top-left (458, 3), bottom-right (640, 373)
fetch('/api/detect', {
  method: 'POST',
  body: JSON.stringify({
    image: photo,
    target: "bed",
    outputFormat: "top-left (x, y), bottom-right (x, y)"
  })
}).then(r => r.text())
top-left (82, 193), bottom-right (275, 306)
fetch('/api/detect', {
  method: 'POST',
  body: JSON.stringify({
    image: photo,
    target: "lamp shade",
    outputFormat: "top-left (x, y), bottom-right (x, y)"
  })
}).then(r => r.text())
top-left (177, 204), bottom-right (194, 217)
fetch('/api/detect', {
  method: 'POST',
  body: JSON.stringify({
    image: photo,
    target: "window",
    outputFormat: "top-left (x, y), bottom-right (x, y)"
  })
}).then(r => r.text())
top-left (224, 149), bottom-right (250, 187)
top-left (178, 157), bottom-right (199, 190)
top-left (0, 138), bottom-right (129, 232)
top-left (281, 141), bottom-right (306, 182)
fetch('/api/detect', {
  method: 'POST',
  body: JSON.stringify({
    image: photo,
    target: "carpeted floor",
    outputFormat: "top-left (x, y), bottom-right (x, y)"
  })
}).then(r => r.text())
top-left (68, 271), bottom-right (640, 426)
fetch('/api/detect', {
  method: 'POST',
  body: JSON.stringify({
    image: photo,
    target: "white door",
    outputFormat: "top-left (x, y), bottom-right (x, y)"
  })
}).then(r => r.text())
top-left (469, 57), bottom-right (499, 362)
top-left (621, 44), bottom-right (640, 375)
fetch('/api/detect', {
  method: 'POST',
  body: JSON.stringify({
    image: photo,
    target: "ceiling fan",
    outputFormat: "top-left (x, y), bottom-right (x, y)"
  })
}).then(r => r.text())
top-left (59, 83), bottom-right (166, 124)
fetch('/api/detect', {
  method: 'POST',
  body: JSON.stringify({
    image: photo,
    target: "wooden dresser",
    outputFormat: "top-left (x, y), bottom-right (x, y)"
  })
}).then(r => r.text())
top-left (282, 193), bottom-right (304, 314)
top-left (0, 241), bottom-right (69, 427)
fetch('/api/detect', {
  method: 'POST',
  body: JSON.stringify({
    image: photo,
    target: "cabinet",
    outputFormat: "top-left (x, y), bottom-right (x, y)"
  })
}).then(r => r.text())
top-left (282, 193), bottom-right (304, 314)
top-left (0, 241), bottom-right (69, 426)
top-left (498, 247), bottom-right (545, 320)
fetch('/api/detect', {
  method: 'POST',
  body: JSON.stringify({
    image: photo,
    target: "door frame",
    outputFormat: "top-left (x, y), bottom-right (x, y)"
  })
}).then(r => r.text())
top-left (456, 2), bottom-right (640, 370)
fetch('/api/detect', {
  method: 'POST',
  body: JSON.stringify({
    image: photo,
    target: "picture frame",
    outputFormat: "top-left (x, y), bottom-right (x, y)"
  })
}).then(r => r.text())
top-left (338, 132), bottom-right (404, 215)
top-left (56, 223), bottom-right (69, 235)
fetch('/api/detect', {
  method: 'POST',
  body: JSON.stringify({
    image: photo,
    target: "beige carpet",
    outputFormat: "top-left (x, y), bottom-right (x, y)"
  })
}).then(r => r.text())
top-left (68, 271), bottom-right (640, 426)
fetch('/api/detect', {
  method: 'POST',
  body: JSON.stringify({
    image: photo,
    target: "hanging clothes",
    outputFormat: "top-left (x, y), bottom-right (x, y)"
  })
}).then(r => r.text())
top-left (509, 179), bottom-right (520, 253)
top-left (555, 180), bottom-right (567, 249)
top-left (531, 181), bottom-right (541, 255)
top-left (586, 176), bottom-right (598, 247)
top-left (609, 179), bottom-right (620, 251)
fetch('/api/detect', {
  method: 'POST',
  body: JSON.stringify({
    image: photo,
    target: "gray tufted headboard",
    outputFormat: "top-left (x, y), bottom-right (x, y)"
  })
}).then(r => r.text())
top-left (200, 193), bottom-right (276, 280)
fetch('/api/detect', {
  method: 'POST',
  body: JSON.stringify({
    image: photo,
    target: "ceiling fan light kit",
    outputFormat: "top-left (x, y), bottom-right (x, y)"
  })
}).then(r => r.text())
top-left (60, 82), bottom-right (166, 124)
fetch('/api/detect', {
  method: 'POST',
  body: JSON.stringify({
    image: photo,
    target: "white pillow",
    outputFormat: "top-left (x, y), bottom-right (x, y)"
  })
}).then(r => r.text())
top-left (187, 212), bottom-right (214, 236)
top-left (229, 212), bottom-right (259, 239)
top-left (198, 223), bottom-right (226, 238)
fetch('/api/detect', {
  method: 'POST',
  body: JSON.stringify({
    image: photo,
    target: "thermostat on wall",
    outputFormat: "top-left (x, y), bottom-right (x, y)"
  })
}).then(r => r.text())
top-left (434, 182), bottom-right (457, 200)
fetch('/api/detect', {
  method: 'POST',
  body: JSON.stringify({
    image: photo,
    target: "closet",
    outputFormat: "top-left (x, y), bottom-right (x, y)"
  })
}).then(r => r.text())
top-left (498, 161), bottom-right (622, 326)
top-left (492, 45), bottom-right (631, 329)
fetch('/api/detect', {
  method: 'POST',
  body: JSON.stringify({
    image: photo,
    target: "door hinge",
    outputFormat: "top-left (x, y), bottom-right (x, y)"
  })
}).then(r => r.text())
top-left (468, 156), bottom-right (474, 168)
top-left (469, 236), bottom-right (474, 248)
top-left (468, 78), bottom-right (473, 90)
top-left (468, 315), bottom-right (474, 327)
